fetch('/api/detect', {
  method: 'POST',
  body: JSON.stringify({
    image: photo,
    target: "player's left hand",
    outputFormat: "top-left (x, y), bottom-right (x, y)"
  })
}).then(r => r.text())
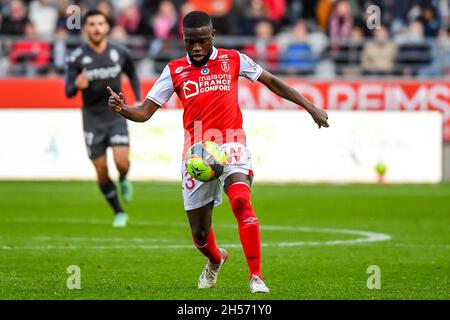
top-left (107, 86), bottom-right (124, 112)
top-left (309, 107), bottom-right (329, 129)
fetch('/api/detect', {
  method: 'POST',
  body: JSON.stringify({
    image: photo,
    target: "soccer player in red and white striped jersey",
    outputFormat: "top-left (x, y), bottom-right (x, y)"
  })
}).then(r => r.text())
top-left (107, 11), bottom-right (329, 293)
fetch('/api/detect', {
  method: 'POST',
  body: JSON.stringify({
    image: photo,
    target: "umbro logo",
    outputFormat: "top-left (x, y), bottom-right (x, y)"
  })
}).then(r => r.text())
top-left (175, 66), bottom-right (186, 73)
top-left (242, 217), bottom-right (258, 225)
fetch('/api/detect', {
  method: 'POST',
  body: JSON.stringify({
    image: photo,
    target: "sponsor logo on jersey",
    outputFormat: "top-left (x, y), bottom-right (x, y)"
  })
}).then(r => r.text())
top-left (182, 80), bottom-right (199, 99)
top-left (81, 56), bottom-right (93, 65)
top-left (175, 66), bottom-right (184, 73)
top-left (201, 67), bottom-right (209, 75)
top-left (69, 48), bottom-right (83, 62)
top-left (86, 64), bottom-right (121, 81)
top-left (221, 60), bottom-right (230, 72)
top-left (109, 49), bottom-right (120, 63)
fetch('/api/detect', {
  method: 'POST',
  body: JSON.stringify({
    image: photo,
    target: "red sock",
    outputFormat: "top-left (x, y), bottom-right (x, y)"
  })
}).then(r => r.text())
top-left (192, 228), bottom-right (222, 265)
top-left (227, 183), bottom-right (263, 279)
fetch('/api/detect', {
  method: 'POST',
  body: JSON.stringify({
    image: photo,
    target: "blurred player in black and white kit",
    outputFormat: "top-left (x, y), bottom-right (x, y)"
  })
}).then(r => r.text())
top-left (65, 10), bottom-right (141, 227)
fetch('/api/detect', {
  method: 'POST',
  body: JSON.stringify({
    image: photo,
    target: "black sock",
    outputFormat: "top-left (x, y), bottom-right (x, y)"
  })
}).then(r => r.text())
top-left (119, 172), bottom-right (127, 182)
top-left (99, 180), bottom-right (123, 214)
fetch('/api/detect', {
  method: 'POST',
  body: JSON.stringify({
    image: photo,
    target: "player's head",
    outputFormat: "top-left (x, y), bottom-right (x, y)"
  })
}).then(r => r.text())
top-left (182, 11), bottom-right (215, 67)
top-left (83, 10), bottom-right (110, 45)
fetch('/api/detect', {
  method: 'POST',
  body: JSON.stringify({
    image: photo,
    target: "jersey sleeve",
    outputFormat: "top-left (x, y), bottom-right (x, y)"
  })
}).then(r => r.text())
top-left (238, 52), bottom-right (263, 82)
top-left (64, 48), bottom-right (85, 98)
top-left (145, 65), bottom-right (174, 107)
top-left (122, 47), bottom-right (142, 102)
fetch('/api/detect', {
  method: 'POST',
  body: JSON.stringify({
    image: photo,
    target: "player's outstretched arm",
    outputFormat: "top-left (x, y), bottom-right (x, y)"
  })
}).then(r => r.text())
top-left (107, 86), bottom-right (159, 122)
top-left (257, 70), bottom-right (329, 129)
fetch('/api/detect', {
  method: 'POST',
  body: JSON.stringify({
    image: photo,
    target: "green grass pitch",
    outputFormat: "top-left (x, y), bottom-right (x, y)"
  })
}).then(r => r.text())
top-left (0, 181), bottom-right (449, 300)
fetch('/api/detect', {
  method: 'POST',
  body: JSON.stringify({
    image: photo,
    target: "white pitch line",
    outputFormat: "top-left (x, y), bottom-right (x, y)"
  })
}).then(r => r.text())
top-left (0, 216), bottom-right (392, 250)
top-left (33, 236), bottom-right (177, 243)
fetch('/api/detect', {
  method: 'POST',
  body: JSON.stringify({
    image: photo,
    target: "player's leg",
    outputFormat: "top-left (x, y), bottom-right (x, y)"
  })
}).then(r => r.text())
top-left (109, 117), bottom-right (133, 204)
top-left (182, 164), bottom-right (227, 288)
top-left (221, 141), bottom-right (269, 293)
top-left (187, 201), bottom-right (228, 289)
top-left (83, 112), bottom-right (127, 227)
top-left (187, 201), bottom-right (221, 264)
top-left (112, 145), bottom-right (133, 203)
top-left (91, 155), bottom-right (126, 226)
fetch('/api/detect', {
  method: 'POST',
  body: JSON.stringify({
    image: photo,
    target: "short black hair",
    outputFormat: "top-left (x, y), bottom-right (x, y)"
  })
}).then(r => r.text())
top-left (83, 9), bottom-right (109, 25)
top-left (183, 11), bottom-right (212, 29)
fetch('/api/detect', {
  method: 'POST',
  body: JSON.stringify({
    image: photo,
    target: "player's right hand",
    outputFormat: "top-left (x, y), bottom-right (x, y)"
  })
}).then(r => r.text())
top-left (75, 69), bottom-right (89, 90)
top-left (107, 86), bottom-right (125, 112)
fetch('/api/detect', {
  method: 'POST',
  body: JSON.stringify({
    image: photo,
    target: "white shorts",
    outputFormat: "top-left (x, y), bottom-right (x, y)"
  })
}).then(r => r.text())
top-left (181, 142), bottom-right (253, 211)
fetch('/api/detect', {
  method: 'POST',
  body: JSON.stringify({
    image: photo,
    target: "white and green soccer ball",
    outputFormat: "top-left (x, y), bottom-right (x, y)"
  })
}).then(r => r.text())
top-left (185, 141), bottom-right (227, 182)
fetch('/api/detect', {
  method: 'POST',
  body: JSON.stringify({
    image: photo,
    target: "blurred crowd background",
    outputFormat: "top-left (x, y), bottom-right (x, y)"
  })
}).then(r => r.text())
top-left (0, 0), bottom-right (449, 78)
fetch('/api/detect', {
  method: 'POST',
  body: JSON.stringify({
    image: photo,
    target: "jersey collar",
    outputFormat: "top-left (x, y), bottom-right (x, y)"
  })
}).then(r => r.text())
top-left (186, 46), bottom-right (218, 65)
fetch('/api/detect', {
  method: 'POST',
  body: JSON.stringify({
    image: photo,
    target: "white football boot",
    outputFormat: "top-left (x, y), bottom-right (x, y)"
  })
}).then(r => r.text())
top-left (250, 275), bottom-right (270, 293)
top-left (198, 248), bottom-right (228, 289)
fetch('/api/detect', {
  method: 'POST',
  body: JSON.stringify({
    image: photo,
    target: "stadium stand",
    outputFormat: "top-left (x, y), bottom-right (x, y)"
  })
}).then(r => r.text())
top-left (0, 0), bottom-right (448, 78)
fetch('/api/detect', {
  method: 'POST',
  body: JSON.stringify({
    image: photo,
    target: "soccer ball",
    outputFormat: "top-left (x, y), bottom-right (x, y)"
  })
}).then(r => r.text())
top-left (185, 141), bottom-right (227, 182)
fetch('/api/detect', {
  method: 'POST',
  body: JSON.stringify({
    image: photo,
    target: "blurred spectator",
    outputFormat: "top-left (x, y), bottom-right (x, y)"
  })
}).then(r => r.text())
top-left (339, 25), bottom-right (364, 76)
top-left (0, 0), bottom-right (32, 35)
top-left (239, 0), bottom-right (286, 33)
top-left (395, 20), bottom-right (426, 44)
top-left (279, 20), bottom-right (316, 75)
top-left (110, 0), bottom-right (136, 13)
top-left (9, 24), bottom-right (52, 76)
top-left (240, 0), bottom-right (267, 35)
top-left (316, 0), bottom-right (334, 30)
top-left (152, 0), bottom-right (178, 40)
top-left (439, 0), bottom-right (450, 27)
top-left (97, 0), bottom-right (115, 28)
top-left (148, 0), bottom-right (179, 58)
top-left (187, 0), bottom-right (239, 34)
top-left (284, 0), bottom-right (302, 26)
top-left (111, 25), bottom-right (127, 42)
top-left (392, 0), bottom-right (419, 25)
top-left (349, 25), bottom-right (364, 44)
top-left (0, 0), bottom-right (448, 78)
top-left (178, 1), bottom-right (194, 35)
top-left (417, 5), bottom-right (441, 37)
top-left (419, 27), bottom-right (450, 76)
top-left (299, 0), bottom-right (319, 21)
top-left (361, 25), bottom-right (398, 75)
top-left (28, 0), bottom-right (59, 37)
top-left (261, 0), bottom-right (286, 30)
top-left (52, 26), bottom-right (67, 73)
top-left (395, 21), bottom-right (432, 75)
top-left (328, 0), bottom-right (354, 46)
top-left (116, 4), bottom-right (142, 35)
top-left (243, 20), bottom-right (280, 72)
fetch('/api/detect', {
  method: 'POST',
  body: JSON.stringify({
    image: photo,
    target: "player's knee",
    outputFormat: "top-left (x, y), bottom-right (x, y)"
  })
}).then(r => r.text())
top-left (192, 226), bottom-right (211, 244)
top-left (115, 160), bottom-right (129, 174)
top-left (230, 194), bottom-right (251, 213)
top-left (229, 192), bottom-right (258, 224)
top-left (97, 176), bottom-right (110, 185)
top-left (95, 169), bottom-right (109, 184)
